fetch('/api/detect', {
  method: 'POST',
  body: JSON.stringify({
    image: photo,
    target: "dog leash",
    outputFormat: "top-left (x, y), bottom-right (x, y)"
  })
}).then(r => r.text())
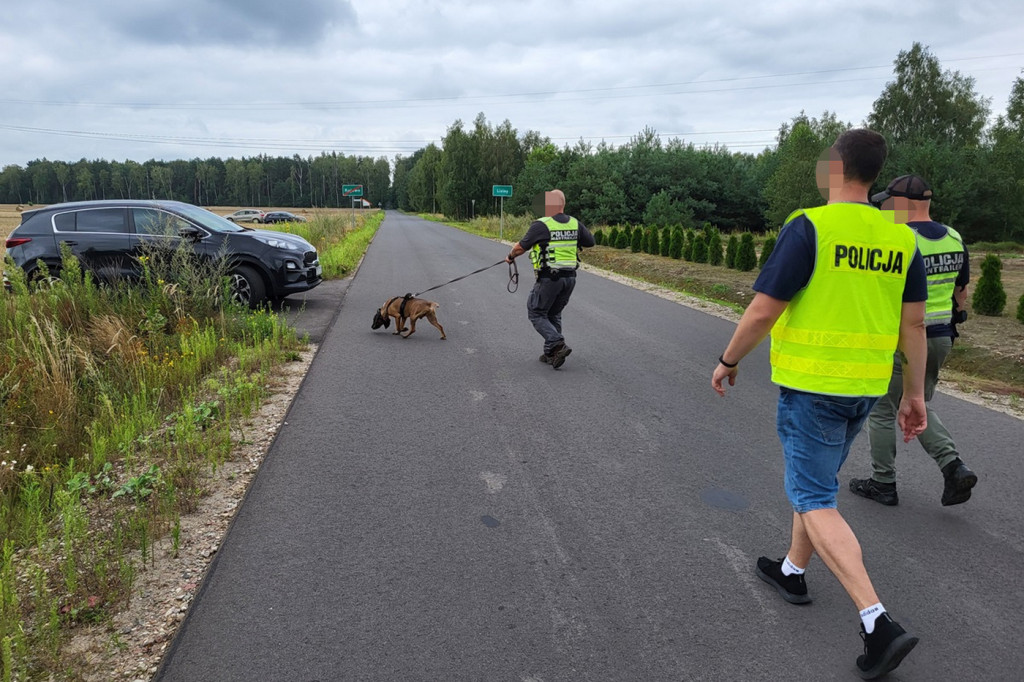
top-left (414, 259), bottom-right (519, 296)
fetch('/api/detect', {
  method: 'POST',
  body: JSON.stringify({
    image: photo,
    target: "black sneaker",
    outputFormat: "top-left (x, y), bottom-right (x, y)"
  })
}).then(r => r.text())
top-left (849, 478), bottom-right (899, 506)
top-left (856, 613), bottom-right (918, 679)
top-left (941, 459), bottom-right (977, 506)
top-left (755, 556), bottom-right (811, 605)
top-left (549, 343), bottom-right (572, 370)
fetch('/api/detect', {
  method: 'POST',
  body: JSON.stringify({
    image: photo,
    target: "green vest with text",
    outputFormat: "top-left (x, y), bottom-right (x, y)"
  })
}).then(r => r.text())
top-left (770, 203), bottom-right (919, 397)
top-left (530, 216), bottom-right (580, 272)
top-left (913, 224), bottom-right (964, 327)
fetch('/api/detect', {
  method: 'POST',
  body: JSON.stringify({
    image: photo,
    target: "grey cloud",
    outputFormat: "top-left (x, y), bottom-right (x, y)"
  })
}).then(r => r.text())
top-left (109, 0), bottom-right (357, 48)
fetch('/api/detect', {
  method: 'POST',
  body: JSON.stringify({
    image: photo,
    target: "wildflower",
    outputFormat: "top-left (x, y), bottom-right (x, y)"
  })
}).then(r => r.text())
top-left (25, 465), bottom-right (33, 473)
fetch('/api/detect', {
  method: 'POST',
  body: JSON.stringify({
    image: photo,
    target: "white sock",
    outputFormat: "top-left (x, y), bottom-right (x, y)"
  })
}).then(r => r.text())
top-left (859, 603), bottom-right (886, 633)
top-left (781, 556), bottom-right (805, 576)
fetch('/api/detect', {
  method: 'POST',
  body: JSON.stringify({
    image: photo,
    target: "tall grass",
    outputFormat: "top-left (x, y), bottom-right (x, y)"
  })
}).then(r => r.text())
top-left (0, 244), bottom-right (304, 678)
top-left (419, 213), bottom-right (532, 244)
top-left (266, 210), bottom-right (384, 278)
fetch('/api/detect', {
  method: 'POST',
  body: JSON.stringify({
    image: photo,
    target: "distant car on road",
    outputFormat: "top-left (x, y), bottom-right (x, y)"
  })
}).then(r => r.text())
top-left (4, 200), bottom-right (322, 306)
top-left (263, 211), bottom-right (308, 224)
top-left (225, 209), bottom-right (266, 223)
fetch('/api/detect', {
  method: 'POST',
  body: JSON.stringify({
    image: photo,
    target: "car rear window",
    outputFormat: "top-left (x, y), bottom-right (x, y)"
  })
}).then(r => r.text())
top-left (76, 208), bottom-right (128, 234)
top-left (53, 212), bottom-right (76, 232)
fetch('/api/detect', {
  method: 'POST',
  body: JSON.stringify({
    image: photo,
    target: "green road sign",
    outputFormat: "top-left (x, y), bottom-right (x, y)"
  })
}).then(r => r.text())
top-left (342, 184), bottom-right (364, 197)
top-left (492, 185), bottom-right (513, 197)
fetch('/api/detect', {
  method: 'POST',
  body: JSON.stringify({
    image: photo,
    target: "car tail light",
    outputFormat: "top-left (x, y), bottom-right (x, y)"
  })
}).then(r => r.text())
top-left (5, 237), bottom-right (31, 248)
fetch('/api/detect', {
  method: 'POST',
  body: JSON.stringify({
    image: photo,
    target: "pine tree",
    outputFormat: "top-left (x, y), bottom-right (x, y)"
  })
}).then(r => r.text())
top-left (972, 254), bottom-right (1007, 315)
top-left (725, 234), bottom-right (739, 268)
top-left (736, 233), bottom-right (757, 271)
top-left (759, 235), bottom-right (777, 268)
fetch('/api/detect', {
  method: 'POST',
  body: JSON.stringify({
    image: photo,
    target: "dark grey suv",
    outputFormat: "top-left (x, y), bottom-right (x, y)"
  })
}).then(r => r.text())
top-left (4, 200), bottom-right (321, 305)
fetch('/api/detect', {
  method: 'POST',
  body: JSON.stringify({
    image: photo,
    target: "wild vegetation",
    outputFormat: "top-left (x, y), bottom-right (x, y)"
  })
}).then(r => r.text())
top-left (0, 211), bottom-right (381, 680)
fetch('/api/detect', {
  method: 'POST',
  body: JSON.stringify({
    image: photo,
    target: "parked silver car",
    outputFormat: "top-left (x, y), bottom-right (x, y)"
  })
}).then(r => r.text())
top-left (224, 209), bottom-right (266, 223)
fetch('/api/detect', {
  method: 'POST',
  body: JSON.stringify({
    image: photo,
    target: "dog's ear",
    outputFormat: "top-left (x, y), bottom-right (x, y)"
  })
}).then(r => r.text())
top-left (381, 312), bottom-right (391, 328)
top-left (372, 310), bottom-right (385, 330)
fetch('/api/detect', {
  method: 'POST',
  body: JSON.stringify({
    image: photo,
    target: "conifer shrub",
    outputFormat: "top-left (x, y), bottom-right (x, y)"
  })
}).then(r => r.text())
top-left (594, 229), bottom-right (605, 246)
top-left (631, 228), bottom-right (642, 253)
top-left (660, 227), bottom-right (672, 257)
top-left (1017, 292), bottom-right (1024, 325)
top-left (670, 228), bottom-right (684, 259)
top-left (683, 229), bottom-right (696, 261)
top-left (725, 234), bottom-right (739, 269)
top-left (648, 228), bottom-right (660, 255)
top-left (616, 226), bottom-right (631, 249)
top-left (736, 233), bottom-right (757, 271)
top-left (759, 235), bottom-right (777, 268)
top-left (707, 229), bottom-right (723, 266)
top-left (607, 227), bottom-right (619, 247)
top-left (691, 232), bottom-right (708, 263)
top-left (972, 254), bottom-right (1006, 316)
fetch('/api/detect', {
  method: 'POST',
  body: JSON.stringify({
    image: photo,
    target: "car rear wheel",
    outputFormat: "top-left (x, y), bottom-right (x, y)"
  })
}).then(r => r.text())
top-left (229, 265), bottom-right (267, 308)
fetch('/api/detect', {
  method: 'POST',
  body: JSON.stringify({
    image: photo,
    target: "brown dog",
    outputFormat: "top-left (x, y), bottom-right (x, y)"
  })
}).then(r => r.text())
top-left (371, 294), bottom-right (446, 340)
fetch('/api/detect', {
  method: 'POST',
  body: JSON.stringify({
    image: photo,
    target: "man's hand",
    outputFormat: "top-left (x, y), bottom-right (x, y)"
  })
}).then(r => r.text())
top-left (711, 364), bottom-right (738, 397)
top-left (897, 395), bottom-right (927, 442)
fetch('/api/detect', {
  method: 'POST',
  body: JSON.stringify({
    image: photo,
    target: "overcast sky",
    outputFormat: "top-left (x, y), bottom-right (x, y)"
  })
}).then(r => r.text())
top-left (2, 0), bottom-right (1022, 170)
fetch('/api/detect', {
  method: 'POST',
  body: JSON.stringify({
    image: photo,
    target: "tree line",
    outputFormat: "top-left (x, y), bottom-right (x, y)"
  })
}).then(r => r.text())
top-left (391, 43), bottom-right (1024, 244)
top-left (0, 153), bottom-right (391, 210)
top-left (3, 43), bottom-right (1022, 244)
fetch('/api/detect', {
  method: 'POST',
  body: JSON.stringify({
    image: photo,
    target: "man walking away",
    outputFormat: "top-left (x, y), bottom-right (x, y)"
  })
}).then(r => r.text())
top-left (850, 174), bottom-right (978, 506)
top-left (711, 130), bottom-right (929, 679)
top-left (506, 189), bottom-right (594, 369)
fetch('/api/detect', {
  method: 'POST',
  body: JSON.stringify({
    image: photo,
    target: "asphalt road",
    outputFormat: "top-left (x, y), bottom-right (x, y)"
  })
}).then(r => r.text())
top-left (156, 211), bottom-right (1024, 681)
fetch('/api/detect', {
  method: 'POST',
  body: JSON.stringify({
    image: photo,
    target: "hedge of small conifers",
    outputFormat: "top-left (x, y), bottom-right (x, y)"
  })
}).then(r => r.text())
top-left (593, 223), bottom-right (773, 272)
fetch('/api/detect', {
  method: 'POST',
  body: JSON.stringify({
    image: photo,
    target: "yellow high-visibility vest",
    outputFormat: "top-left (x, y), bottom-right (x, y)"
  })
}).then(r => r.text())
top-left (913, 224), bottom-right (964, 327)
top-left (770, 203), bottom-right (919, 397)
top-left (530, 216), bottom-right (580, 271)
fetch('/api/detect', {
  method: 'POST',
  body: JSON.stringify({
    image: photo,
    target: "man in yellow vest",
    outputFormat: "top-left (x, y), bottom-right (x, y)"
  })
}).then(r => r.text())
top-left (506, 189), bottom-right (594, 369)
top-left (850, 174), bottom-right (977, 506)
top-left (711, 129), bottom-right (929, 679)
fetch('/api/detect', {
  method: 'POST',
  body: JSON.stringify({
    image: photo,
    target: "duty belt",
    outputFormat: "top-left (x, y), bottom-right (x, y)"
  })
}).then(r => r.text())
top-left (537, 269), bottom-right (577, 281)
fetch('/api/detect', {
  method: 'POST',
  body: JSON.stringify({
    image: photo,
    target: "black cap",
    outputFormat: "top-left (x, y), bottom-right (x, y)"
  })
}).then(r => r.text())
top-left (871, 174), bottom-right (933, 203)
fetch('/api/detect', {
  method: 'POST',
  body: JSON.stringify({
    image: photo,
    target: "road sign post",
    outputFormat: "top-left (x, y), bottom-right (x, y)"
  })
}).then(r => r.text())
top-left (492, 185), bottom-right (512, 239)
top-left (343, 184), bottom-right (364, 230)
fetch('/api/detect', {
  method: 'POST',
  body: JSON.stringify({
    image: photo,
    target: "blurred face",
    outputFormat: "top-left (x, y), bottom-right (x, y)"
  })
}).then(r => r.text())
top-left (881, 196), bottom-right (912, 224)
top-left (815, 148), bottom-right (844, 201)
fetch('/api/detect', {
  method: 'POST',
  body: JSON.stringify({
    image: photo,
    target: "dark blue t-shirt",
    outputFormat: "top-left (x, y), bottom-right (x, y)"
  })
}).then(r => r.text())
top-left (753, 208), bottom-right (928, 304)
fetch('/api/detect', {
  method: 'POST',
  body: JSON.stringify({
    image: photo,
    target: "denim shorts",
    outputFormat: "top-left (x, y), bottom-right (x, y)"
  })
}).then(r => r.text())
top-left (776, 388), bottom-right (878, 513)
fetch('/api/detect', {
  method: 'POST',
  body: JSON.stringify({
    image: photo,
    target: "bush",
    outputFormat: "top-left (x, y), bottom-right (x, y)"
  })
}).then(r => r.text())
top-left (648, 228), bottom-right (660, 255)
top-left (594, 229), bottom-right (604, 246)
top-left (660, 227), bottom-right (672, 257)
top-left (615, 227), bottom-right (630, 249)
top-left (1017, 292), bottom-right (1024, 325)
top-left (670, 228), bottom-right (684, 259)
top-left (725, 234), bottom-right (739, 269)
top-left (759, 235), bottom-right (777, 268)
top-left (683, 229), bottom-right (696, 261)
top-left (972, 254), bottom-right (1007, 316)
top-left (631, 229), bottom-right (642, 253)
top-left (736, 233), bottom-right (758, 271)
top-left (707, 229), bottom-right (723, 266)
top-left (691, 232), bottom-right (708, 263)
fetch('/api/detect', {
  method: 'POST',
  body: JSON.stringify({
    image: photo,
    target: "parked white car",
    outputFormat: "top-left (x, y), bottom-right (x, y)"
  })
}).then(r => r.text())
top-left (224, 209), bottom-right (266, 223)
